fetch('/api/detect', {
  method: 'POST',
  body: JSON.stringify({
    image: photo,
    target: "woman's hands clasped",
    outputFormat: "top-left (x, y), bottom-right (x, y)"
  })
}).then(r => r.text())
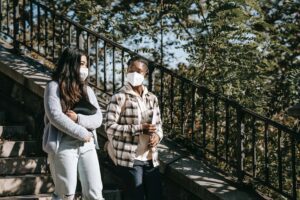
top-left (66, 110), bottom-right (92, 142)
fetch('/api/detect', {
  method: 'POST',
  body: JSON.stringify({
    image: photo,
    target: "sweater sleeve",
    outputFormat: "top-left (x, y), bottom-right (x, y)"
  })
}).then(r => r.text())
top-left (76, 86), bottom-right (103, 130)
top-left (105, 93), bottom-right (143, 138)
top-left (44, 81), bottom-right (92, 141)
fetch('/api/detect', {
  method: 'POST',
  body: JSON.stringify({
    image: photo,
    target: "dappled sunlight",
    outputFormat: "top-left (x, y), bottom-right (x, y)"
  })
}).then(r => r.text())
top-left (0, 45), bottom-right (51, 89)
top-left (34, 175), bottom-right (54, 194)
top-left (0, 178), bottom-right (22, 195)
top-left (0, 141), bottom-right (24, 157)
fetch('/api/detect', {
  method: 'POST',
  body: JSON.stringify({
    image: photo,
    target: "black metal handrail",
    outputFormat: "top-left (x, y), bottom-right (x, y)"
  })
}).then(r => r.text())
top-left (0, 0), bottom-right (299, 199)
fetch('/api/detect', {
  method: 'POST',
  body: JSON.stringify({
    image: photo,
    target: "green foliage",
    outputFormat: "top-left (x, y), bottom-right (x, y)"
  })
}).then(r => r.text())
top-left (175, 0), bottom-right (300, 122)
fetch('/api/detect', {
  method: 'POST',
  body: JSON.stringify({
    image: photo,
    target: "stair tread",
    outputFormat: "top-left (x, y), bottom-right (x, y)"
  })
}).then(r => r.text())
top-left (0, 156), bottom-right (45, 159)
top-left (0, 126), bottom-right (29, 140)
top-left (0, 174), bottom-right (51, 178)
top-left (0, 194), bottom-right (52, 200)
top-left (1, 140), bottom-right (36, 142)
top-left (0, 187), bottom-right (122, 200)
top-left (0, 125), bottom-right (26, 127)
top-left (0, 140), bottom-right (42, 158)
top-left (0, 174), bottom-right (54, 197)
top-left (0, 157), bottom-right (48, 175)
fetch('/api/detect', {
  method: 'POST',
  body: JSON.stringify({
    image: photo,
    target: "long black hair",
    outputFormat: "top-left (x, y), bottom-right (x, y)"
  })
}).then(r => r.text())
top-left (52, 47), bottom-right (89, 112)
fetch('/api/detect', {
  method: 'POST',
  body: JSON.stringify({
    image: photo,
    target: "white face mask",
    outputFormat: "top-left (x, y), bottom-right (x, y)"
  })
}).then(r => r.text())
top-left (127, 72), bottom-right (145, 87)
top-left (79, 68), bottom-right (89, 81)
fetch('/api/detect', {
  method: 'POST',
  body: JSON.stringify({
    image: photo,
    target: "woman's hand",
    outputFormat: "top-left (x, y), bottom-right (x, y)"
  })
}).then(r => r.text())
top-left (83, 133), bottom-right (93, 143)
top-left (66, 110), bottom-right (78, 122)
top-left (142, 123), bottom-right (156, 135)
top-left (149, 133), bottom-right (160, 148)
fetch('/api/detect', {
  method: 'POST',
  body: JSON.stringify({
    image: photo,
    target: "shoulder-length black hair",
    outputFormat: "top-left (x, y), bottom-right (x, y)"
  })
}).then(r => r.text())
top-left (52, 47), bottom-right (89, 112)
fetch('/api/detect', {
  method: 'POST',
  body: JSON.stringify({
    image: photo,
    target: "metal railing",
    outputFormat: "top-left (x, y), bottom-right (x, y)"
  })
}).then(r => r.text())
top-left (0, 0), bottom-right (299, 199)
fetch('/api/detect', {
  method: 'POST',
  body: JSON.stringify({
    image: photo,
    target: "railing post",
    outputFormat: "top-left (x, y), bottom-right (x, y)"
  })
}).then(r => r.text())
top-left (264, 123), bottom-right (270, 185)
top-left (180, 80), bottom-right (185, 136)
top-left (201, 90), bottom-right (207, 158)
top-left (0, 1), bottom-right (3, 32)
top-left (148, 62), bottom-right (154, 92)
top-left (236, 107), bottom-right (245, 183)
top-left (13, 0), bottom-right (20, 53)
top-left (160, 70), bottom-right (164, 120)
top-left (291, 135), bottom-right (297, 200)
top-left (76, 28), bottom-right (84, 50)
top-left (213, 95), bottom-right (218, 161)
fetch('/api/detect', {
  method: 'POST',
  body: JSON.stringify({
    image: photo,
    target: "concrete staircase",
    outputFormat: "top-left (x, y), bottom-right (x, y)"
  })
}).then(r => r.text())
top-left (0, 110), bottom-right (53, 199)
top-left (0, 109), bottom-right (122, 200)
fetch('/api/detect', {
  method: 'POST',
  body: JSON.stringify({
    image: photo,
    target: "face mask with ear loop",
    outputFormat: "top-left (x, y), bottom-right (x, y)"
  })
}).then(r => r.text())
top-left (79, 68), bottom-right (89, 81)
top-left (127, 72), bottom-right (145, 86)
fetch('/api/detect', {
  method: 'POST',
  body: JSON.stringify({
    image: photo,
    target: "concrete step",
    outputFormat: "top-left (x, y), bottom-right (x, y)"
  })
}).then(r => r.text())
top-left (103, 187), bottom-right (122, 200)
top-left (0, 187), bottom-right (122, 200)
top-left (0, 173), bottom-right (122, 199)
top-left (0, 194), bottom-right (52, 200)
top-left (0, 174), bottom-right (54, 197)
top-left (0, 126), bottom-right (30, 140)
top-left (0, 157), bottom-right (47, 175)
top-left (0, 141), bottom-right (41, 157)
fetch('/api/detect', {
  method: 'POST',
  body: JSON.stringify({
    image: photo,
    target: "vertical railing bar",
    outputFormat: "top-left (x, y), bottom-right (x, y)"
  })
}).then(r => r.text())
top-left (95, 38), bottom-right (98, 87)
top-left (68, 22), bottom-right (71, 47)
top-left (60, 18), bottom-right (63, 54)
top-left (277, 130), bottom-right (283, 192)
top-left (191, 86), bottom-right (196, 142)
top-left (202, 91), bottom-right (207, 153)
top-left (37, 3), bottom-right (40, 53)
top-left (44, 9), bottom-right (48, 57)
top-left (251, 117), bottom-right (257, 178)
top-left (225, 102), bottom-right (230, 163)
top-left (121, 50), bottom-right (124, 86)
top-left (22, 0), bottom-right (26, 45)
top-left (30, 0), bottom-right (33, 49)
top-left (170, 76), bottom-right (174, 132)
top-left (160, 70), bottom-right (164, 120)
top-left (103, 42), bottom-right (107, 92)
top-left (52, 12), bottom-right (55, 61)
top-left (291, 136), bottom-right (297, 200)
top-left (213, 95), bottom-right (218, 160)
top-left (87, 33), bottom-right (90, 69)
top-left (13, 0), bottom-right (19, 51)
top-left (264, 122), bottom-right (269, 184)
top-left (148, 63), bottom-right (153, 92)
top-left (76, 27), bottom-right (79, 49)
top-left (180, 80), bottom-right (185, 137)
top-left (236, 107), bottom-right (245, 183)
top-left (6, 0), bottom-right (9, 35)
top-left (112, 46), bottom-right (116, 92)
top-left (0, 0), bottom-right (2, 32)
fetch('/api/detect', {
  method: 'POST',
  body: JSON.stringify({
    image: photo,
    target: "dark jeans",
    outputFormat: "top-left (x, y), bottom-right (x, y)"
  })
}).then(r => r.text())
top-left (117, 160), bottom-right (162, 200)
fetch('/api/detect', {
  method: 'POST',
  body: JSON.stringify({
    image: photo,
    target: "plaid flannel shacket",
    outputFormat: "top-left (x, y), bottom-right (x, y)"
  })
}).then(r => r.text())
top-left (105, 84), bottom-right (163, 168)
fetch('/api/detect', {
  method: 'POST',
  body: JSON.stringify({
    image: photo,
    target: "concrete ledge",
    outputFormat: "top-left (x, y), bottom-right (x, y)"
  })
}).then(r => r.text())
top-left (158, 140), bottom-right (264, 200)
top-left (0, 43), bottom-right (51, 98)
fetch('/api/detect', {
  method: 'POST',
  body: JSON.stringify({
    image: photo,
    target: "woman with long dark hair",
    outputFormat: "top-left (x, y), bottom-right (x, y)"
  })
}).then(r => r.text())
top-left (43, 47), bottom-right (104, 200)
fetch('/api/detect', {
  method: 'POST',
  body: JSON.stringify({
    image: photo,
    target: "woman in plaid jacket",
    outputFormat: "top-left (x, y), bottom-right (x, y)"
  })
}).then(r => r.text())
top-left (105, 56), bottom-right (163, 200)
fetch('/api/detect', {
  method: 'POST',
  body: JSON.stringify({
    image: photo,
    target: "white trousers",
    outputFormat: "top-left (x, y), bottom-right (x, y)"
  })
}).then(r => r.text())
top-left (48, 136), bottom-right (104, 200)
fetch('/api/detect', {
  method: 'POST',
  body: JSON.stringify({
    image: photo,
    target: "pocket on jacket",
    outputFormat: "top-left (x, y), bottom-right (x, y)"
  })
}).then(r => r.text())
top-left (42, 123), bottom-right (58, 154)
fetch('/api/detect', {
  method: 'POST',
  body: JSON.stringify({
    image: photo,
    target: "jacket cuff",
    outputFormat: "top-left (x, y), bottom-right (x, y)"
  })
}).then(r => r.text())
top-left (132, 124), bottom-right (143, 136)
